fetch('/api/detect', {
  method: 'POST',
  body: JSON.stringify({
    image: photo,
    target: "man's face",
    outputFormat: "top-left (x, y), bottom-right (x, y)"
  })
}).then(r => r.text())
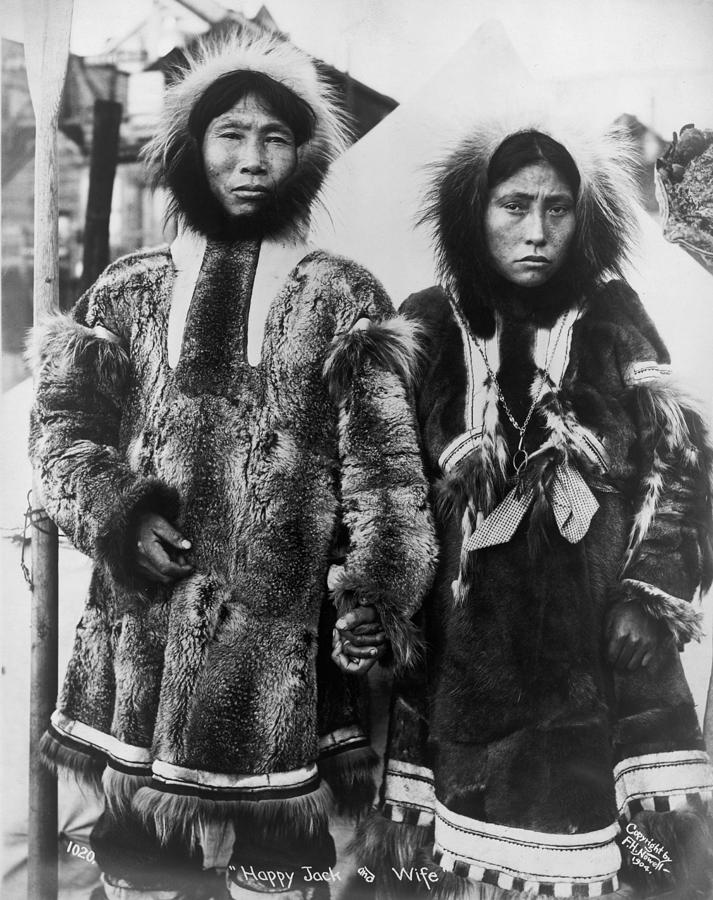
top-left (202, 93), bottom-right (299, 219)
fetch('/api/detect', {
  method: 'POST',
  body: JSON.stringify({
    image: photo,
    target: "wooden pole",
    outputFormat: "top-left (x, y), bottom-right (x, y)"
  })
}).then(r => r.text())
top-left (81, 99), bottom-right (122, 292)
top-left (23, 1), bottom-right (74, 898)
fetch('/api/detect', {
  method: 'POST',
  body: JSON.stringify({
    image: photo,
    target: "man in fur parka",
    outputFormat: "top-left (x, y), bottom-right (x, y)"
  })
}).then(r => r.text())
top-left (356, 122), bottom-right (713, 900)
top-left (29, 32), bottom-right (436, 891)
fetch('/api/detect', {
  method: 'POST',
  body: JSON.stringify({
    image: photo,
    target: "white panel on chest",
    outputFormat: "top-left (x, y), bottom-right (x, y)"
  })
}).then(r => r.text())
top-left (167, 230), bottom-right (310, 369)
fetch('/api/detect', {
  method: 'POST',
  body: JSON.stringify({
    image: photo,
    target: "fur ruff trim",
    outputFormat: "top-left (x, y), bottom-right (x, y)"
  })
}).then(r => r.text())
top-left (102, 766), bottom-right (154, 818)
top-left (421, 117), bottom-right (639, 332)
top-left (350, 810), bottom-right (434, 883)
top-left (623, 379), bottom-right (713, 586)
top-left (331, 569), bottom-right (425, 672)
top-left (620, 808), bottom-right (713, 897)
top-left (317, 744), bottom-right (378, 819)
top-left (323, 316), bottom-right (426, 403)
top-left (132, 778), bottom-right (334, 846)
top-left (620, 579), bottom-right (704, 645)
top-left (27, 312), bottom-right (129, 395)
top-left (39, 728), bottom-right (106, 794)
top-left (143, 32), bottom-right (350, 236)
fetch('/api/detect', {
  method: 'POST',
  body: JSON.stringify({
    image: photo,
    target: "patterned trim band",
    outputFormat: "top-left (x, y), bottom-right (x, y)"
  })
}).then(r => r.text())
top-left (614, 749), bottom-right (713, 819)
top-left (624, 361), bottom-right (673, 386)
top-left (382, 759), bottom-right (435, 825)
top-left (434, 801), bottom-right (620, 896)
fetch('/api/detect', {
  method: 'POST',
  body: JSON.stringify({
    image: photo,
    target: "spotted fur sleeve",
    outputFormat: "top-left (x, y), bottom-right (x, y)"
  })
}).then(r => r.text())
top-left (614, 291), bottom-right (713, 644)
top-left (28, 262), bottom-right (180, 588)
top-left (322, 259), bottom-right (437, 671)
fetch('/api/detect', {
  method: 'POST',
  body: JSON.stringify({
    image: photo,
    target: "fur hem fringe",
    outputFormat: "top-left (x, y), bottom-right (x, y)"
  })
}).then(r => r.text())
top-left (132, 778), bottom-right (334, 846)
top-left (102, 766), bottom-right (153, 817)
top-left (620, 808), bottom-right (713, 897)
top-left (350, 810), bottom-right (434, 882)
top-left (620, 578), bottom-right (704, 644)
top-left (39, 728), bottom-right (106, 794)
top-left (323, 316), bottom-right (426, 403)
top-left (318, 744), bottom-right (378, 818)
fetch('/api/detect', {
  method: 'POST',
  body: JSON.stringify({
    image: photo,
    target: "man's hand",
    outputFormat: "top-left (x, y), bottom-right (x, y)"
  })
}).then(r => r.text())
top-left (331, 605), bottom-right (387, 675)
top-left (135, 513), bottom-right (194, 584)
top-left (606, 601), bottom-right (663, 671)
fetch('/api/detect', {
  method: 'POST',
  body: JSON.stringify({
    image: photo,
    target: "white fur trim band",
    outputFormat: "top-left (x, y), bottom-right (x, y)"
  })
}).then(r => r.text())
top-left (434, 801), bottom-right (620, 894)
top-left (150, 759), bottom-right (321, 801)
top-left (614, 749), bottom-right (713, 819)
top-left (50, 710), bottom-right (152, 771)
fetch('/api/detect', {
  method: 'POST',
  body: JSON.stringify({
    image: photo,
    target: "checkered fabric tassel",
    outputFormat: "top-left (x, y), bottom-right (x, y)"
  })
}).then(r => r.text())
top-left (465, 459), bottom-right (599, 550)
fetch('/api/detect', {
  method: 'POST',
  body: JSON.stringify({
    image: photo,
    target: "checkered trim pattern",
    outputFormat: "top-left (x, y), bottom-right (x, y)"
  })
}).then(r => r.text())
top-left (614, 749), bottom-right (713, 823)
top-left (382, 759), bottom-right (435, 827)
top-left (434, 801), bottom-right (620, 898)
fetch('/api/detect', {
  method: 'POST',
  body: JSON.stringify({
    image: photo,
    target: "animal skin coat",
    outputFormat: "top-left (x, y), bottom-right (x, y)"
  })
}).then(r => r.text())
top-left (356, 123), bottom-right (713, 900)
top-left (29, 33), bottom-right (436, 855)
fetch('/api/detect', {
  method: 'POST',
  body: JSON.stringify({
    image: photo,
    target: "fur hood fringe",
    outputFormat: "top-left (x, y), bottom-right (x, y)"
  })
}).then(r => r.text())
top-left (421, 118), bottom-right (640, 328)
top-left (143, 32), bottom-right (350, 237)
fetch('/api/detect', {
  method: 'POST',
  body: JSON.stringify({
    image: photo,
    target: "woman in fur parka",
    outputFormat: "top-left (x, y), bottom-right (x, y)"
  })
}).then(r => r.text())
top-left (28, 32), bottom-right (436, 890)
top-left (356, 123), bottom-right (713, 899)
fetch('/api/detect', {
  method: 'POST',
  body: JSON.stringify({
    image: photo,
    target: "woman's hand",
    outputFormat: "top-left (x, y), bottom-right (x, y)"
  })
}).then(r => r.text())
top-left (135, 513), bottom-right (194, 584)
top-left (606, 601), bottom-right (663, 671)
top-left (331, 605), bottom-right (387, 675)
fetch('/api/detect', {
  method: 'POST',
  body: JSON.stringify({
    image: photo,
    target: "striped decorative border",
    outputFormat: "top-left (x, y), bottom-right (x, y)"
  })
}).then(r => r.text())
top-left (614, 749), bottom-right (713, 822)
top-left (434, 801), bottom-right (620, 897)
top-left (318, 725), bottom-right (369, 760)
top-left (439, 428), bottom-right (484, 475)
top-left (382, 759), bottom-right (435, 826)
top-left (50, 709), bottom-right (152, 774)
top-left (150, 759), bottom-right (321, 801)
top-left (624, 361), bottom-right (673, 386)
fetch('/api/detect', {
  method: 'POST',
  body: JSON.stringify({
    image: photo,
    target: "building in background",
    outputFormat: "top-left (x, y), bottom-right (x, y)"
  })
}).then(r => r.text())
top-left (1, 0), bottom-right (397, 391)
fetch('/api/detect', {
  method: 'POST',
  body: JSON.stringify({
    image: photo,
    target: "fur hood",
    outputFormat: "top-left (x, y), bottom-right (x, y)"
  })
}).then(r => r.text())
top-left (421, 118), bottom-right (641, 334)
top-left (142, 32), bottom-right (350, 238)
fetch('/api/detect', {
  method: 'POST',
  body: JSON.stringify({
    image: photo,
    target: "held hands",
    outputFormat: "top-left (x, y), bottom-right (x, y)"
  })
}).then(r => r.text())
top-left (135, 513), bottom-right (194, 584)
top-left (332, 605), bottom-right (387, 675)
top-left (606, 601), bottom-right (663, 671)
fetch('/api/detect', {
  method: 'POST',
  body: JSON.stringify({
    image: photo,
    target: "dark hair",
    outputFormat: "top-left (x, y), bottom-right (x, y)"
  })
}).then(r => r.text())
top-left (423, 130), bottom-right (587, 335)
top-left (187, 70), bottom-right (316, 146)
top-left (487, 131), bottom-right (580, 196)
top-left (159, 71), bottom-right (321, 239)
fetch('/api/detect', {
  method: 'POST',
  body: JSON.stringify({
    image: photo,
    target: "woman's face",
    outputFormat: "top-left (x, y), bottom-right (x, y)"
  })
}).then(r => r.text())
top-left (484, 161), bottom-right (577, 288)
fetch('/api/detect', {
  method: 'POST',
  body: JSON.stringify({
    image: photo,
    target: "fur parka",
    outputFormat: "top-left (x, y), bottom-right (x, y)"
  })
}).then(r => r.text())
top-left (29, 32), bottom-right (436, 856)
top-left (356, 122), bottom-right (713, 900)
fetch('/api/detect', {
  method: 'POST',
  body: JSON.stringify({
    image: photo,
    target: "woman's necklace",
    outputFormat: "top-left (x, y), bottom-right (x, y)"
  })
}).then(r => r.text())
top-left (472, 316), bottom-right (568, 475)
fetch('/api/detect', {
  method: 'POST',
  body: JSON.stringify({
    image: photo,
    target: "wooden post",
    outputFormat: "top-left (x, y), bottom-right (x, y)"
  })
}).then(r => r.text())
top-left (81, 99), bottom-right (122, 292)
top-left (23, 1), bottom-right (74, 898)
